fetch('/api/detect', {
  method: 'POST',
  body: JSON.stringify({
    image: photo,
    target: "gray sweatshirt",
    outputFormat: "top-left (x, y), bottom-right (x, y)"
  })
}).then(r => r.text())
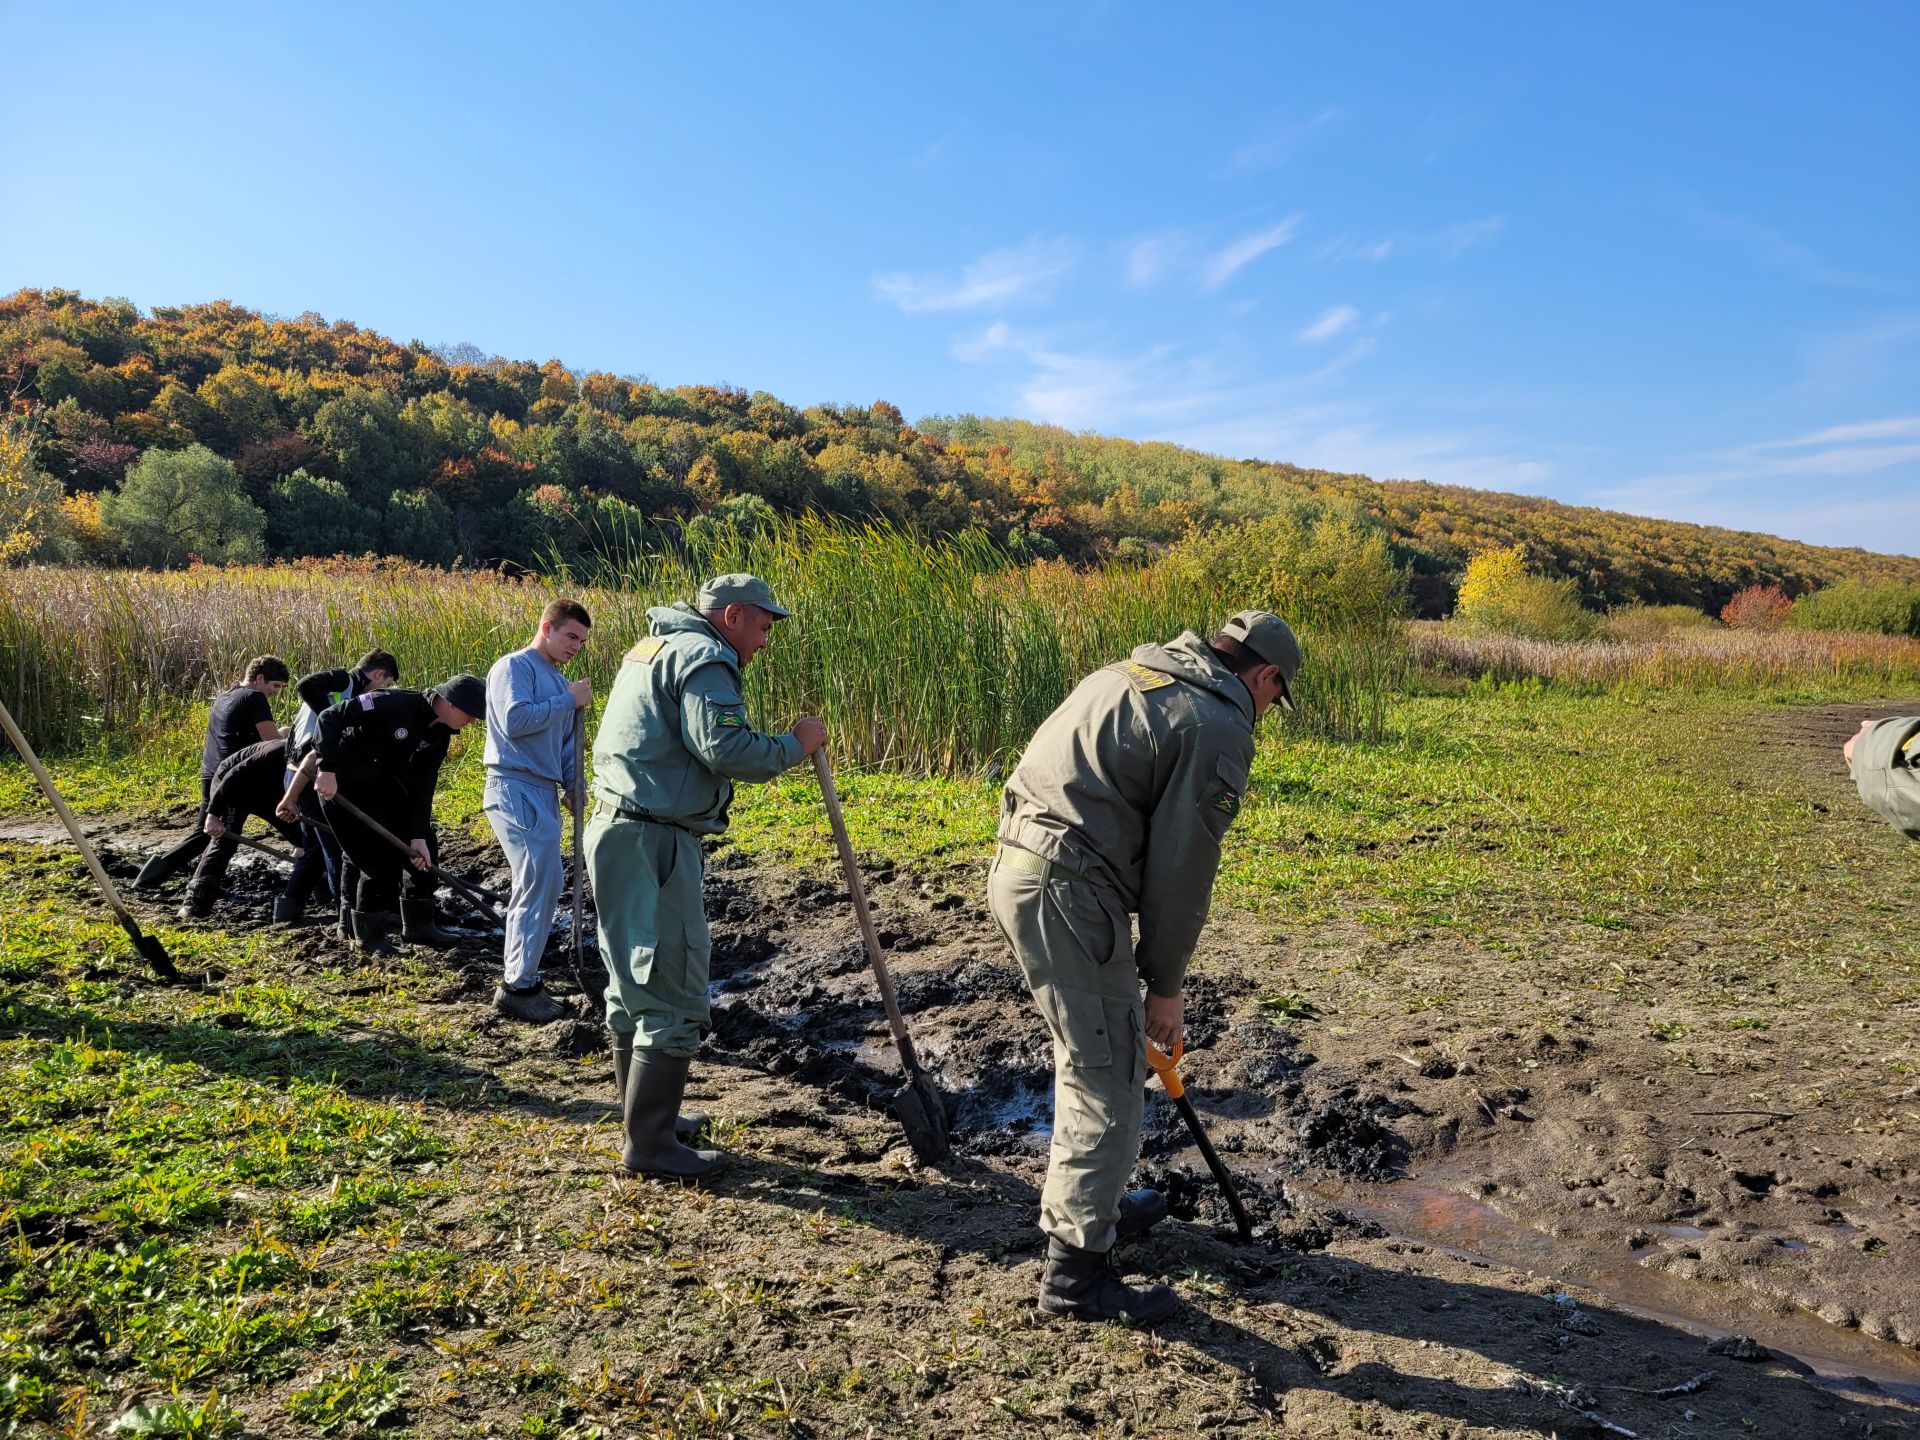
top-left (483, 646), bottom-right (577, 788)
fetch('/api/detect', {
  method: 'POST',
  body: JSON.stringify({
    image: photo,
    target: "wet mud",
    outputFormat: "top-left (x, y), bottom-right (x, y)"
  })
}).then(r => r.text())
top-left (13, 710), bottom-right (1920, 1436)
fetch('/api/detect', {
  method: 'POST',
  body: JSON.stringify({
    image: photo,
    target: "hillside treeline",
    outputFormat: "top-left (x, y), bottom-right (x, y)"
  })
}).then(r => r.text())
top-left (4, 288), bottom-right (1914, 615)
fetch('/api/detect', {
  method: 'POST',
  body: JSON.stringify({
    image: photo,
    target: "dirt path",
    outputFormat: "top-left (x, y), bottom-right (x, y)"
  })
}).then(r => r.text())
top-left (13, 703), bottom-right (1920, 1436)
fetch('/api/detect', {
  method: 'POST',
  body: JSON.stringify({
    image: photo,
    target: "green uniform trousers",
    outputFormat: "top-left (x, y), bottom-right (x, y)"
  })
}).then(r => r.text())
top-left (988, 845), bottom-right (1145, 1254)
top-left (586, 813), bottom-right (710, 1056)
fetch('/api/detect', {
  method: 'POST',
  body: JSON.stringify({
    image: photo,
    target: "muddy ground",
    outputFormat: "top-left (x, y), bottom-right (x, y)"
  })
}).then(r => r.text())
top-left (15, 702), bottom-right (1920, 1437)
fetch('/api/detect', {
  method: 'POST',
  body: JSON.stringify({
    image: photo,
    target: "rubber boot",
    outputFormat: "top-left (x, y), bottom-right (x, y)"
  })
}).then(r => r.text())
top-left (611, 1033), bottom-right (706, 1140)
top-left (350, 908), bottom-right (397, 955)
top-left (621, 1050), bottom-right (721, 1177)
top-left (134, 854), bottom-right (178, 892)
top-left (1037, 1238), bottom-right (1179, 1325)
top-left (271, 893), bottom-right (301, 926)
top-left (335, 894), bottom-right (352, 942)
top-left (1115, 1188), bottom-right (1169, 1242)
top-left (399, 896), bottom-right (459, 949)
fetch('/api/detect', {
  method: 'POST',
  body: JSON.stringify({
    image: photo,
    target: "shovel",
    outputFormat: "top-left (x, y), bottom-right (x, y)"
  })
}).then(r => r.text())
top-left (320, 791), bottom-right (503, 927)
top-left (0, 696), bottom-right (178, 980)
top-left (1146, 1039), bottom-right (1254, 1241)
top-left (811, 750), bottom-right (951, 1163)
top-left (569, 707), bottom-right (587, 982)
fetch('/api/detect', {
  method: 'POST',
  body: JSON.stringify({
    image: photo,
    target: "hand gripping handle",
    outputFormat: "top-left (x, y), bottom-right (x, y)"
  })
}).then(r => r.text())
top-left (1145, 1038), bottom-right (1186, 1100)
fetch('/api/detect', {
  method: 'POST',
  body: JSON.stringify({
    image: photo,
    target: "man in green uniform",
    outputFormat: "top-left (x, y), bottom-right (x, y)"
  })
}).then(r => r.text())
top-left (989, 610), bottom-right (1300, 1326)
top-left (1845, 715), bottom-right (1920, 840)
top-left (588, 573), bottom-right (826, 1178)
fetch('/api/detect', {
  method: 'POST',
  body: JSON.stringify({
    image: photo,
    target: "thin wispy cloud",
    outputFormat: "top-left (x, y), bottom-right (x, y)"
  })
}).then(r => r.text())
top-left (1601, 413), bottom-right (1920, 509)
top-left (1320, 237), bottom-right (1394, 263)
top-left (1125, 233), bottom-right (1184, 290)
top-left (1687, 201), bottom-right (1895, 291)
top-left (947, 321), bottom-right (1545, 495)
top-left (1200, 216), bottom-right (1301, 291)
top-left (1749, 415), bottom-right (1920, 450)
top-left (872, 237), bottom-right (1077, 313)
top-left (1297, 305), bottom-right (1359, 343)
top-left (1435, 215), bottom-right (1503, 256)
top-left (1219, 108), bottom-right (1343, 177)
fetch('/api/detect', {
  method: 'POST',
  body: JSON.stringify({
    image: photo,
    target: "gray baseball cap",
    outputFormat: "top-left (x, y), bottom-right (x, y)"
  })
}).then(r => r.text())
top-left (696, 572), bottom-right (790, 618)
top-left (1222, 610), bottom-right (1300, 710)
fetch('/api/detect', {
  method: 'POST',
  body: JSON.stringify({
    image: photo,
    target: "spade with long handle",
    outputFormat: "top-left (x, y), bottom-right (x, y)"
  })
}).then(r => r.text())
top-left (320, 791), bottom-right (503, 927)
top-left (0, 697), bottom-right (178, 980)
top-left (1146, 1039), bottom-right (1254, 1242)
top-left (812, 750), bottom-right (951, 1163)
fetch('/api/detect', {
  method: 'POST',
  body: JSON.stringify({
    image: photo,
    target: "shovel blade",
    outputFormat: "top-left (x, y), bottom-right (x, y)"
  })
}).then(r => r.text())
top-left (892, 1070), bottom-right (951, 1163)
top-left (129, 926), bottom-right (179, 980)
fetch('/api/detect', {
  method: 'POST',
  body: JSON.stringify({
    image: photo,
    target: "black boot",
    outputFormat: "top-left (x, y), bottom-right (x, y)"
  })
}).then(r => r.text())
top-left (621, 1050), bottom-right (721, 1177)
top-left (1116, 1188), bottom-right (1169, 1241)
top-left (271, 893), bottom-right (301, 925)
top-left (176, 891), bottom-right (214, 922)
top-left (350, 909), bottom-right (396, 954)
top-left (134, 858), bottom-right (173, 891)
top-left (399, 896), bottom-right (459, 949)
top-left (611, 1033), bottom-right (707, 1140)
top-left (1037, 1238), bottom-right (1179, 1325)
top-left (335, 894), bottom-right (353, 942)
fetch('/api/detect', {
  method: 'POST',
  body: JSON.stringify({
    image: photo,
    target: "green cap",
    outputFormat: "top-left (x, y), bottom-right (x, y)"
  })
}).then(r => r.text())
top-left (1222, 610), bottom-right (1300, 710)
top-left (696, 572), bottom-right (790, 618)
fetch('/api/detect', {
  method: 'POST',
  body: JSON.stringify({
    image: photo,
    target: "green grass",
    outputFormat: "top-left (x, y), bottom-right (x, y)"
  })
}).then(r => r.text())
top-left (0, 686), bottom-right (1915, 1434)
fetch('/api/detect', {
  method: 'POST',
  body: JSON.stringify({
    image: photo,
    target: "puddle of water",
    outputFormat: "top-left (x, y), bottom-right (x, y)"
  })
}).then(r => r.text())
top-left (1292, 1174), bottom-right (1920, 1406)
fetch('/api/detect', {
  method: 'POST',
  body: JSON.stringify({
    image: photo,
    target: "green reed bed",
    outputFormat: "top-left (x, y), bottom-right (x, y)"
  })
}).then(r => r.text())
top-left (0, 523), bottom-right (1404, 771)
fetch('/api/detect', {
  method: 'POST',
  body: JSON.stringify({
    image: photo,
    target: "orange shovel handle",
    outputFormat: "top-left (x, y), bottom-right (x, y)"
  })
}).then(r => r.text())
top-left (1145, 1038), bottom-right (1186, 1099)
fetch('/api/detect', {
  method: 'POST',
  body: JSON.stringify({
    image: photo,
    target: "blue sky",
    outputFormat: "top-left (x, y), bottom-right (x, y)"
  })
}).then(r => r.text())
top-left (3, 3), bottom-right (1916, 554)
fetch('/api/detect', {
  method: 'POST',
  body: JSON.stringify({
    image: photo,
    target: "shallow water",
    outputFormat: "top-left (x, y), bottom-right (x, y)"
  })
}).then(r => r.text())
top-left (1292, 1169), bottom-right (1920, 1405)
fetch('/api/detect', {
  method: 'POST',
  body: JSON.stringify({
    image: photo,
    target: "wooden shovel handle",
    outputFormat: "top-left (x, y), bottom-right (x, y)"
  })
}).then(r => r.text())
top-left (811, 749), bottom-right (921, 1069)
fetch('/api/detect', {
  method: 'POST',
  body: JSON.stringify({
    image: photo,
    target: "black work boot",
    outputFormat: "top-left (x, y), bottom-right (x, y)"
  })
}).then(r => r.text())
top-left (271, 893), bottom-right (301, 926)
top-left (611, 1033), bottom-right (707, 1140)
top-left (1037, 1238), bottom-right (1179, 1325)
top-left (350, 909), bottom-right (397, 955)
top-left (621, 1050), bottom-right (721, 1177)
top-left (492, 981), bottom-right (569, 1024)
top-left (399, 897), bottom-right (459, 949)
top-left (1115, 1188), bottom-right (1169, 1242)
top-left (176, 884), bottom-right (215, 922)
top-left (335, 894), bottom-right (353, 942)
top-left (134, 854), bottom-right (178, 892)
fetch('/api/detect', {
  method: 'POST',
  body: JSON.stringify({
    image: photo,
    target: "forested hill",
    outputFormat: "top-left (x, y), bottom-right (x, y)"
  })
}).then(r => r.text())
top-left (5, 288), bottom-right (1915, 615)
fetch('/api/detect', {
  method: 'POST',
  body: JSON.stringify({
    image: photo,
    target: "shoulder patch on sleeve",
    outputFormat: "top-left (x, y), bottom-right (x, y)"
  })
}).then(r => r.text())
top-left (1210, 786), bottom-right (1241, 819)
top-left (626, 638), bottom-right (667, 663)
top-left (1903, 730), bottom-right (1919, 760)
top-left (356, 693), bottom-right (377, 710)
top-left (1109, 660), bottom-right (1175, 693)
top-left (715, 710), bottom-right (744, 728)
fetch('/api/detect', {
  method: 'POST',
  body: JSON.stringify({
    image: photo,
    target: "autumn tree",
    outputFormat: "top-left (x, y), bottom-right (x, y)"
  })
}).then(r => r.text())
top-left (1720, 584), bottom-right (1792, 631)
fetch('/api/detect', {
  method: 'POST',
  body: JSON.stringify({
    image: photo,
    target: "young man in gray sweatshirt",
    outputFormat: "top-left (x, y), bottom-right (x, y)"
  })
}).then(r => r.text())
top-left (484, 598), bottom-right (593, 1023)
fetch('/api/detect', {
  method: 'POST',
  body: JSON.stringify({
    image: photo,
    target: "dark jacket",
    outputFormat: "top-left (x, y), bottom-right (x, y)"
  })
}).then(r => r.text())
top-left (314, 689), bottom-right (453, 839)
top-left (206, 739), bottom-right (302, 844)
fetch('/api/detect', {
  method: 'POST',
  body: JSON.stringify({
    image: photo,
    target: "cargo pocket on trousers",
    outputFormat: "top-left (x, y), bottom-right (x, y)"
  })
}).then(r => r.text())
top-left (1034, 983), bottom-right (1115, 1070)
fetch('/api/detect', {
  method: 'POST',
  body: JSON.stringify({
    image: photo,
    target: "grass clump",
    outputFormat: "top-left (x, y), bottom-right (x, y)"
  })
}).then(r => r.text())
top-left (285, 1360), bottom-right (408, 1434)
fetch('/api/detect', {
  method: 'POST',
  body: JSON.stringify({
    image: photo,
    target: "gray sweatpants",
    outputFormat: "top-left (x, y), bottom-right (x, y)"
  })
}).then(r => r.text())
top-left (484, 773), bottom-right (564, 990)
top-left (987, 845), bottom-right (1145, 1254)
